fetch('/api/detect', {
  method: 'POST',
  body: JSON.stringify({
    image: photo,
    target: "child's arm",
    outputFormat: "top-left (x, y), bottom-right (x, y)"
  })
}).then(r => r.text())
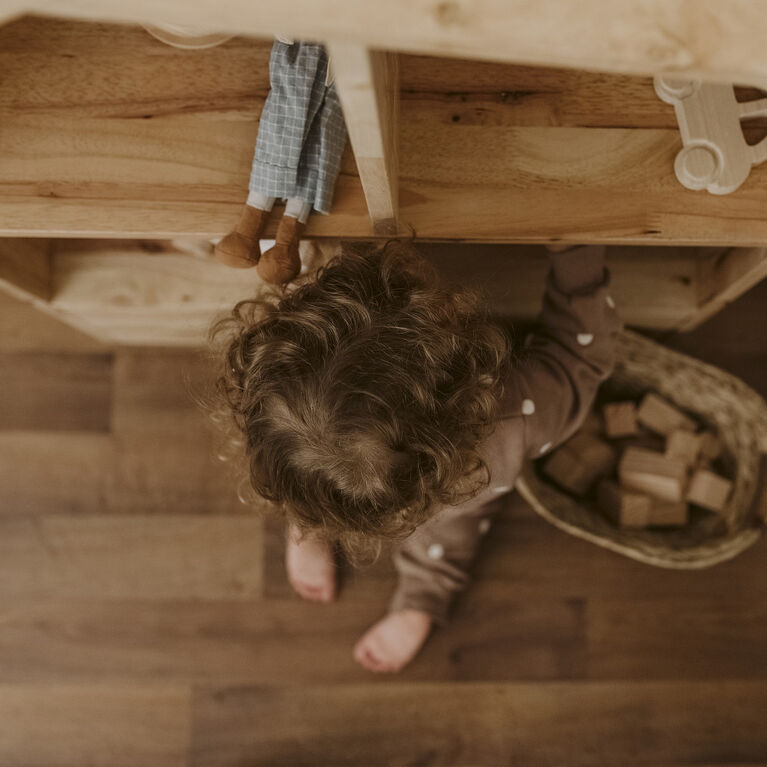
top-left (503, 244), bottom-right (621, 458)
top-left (390, 245), bottom-right (621, 625)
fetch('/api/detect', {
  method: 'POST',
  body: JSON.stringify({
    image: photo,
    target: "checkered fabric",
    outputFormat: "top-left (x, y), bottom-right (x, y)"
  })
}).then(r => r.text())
top-left (249, 41), bottom-right (348, 215)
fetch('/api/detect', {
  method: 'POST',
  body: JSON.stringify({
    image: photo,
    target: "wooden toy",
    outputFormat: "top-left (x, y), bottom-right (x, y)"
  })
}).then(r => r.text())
top-left (636, 393), bottom-right (696, 436)
top-left (580, 410), bottom-right (604, 435)
top-left (686, 469), bottom-right (733, 513)
top-left (618, 446), bottom-right (689, 503)
top-left (543, 433), bottom-right (616, 496)
top-left (647, 500), bottom-right (689, 527)
top-left (654, 77), bottom-right (767, 195)
top-left (665, 429), bottom-right (702, 467)
top-left (597, 479), bottom-right (652, 527)
top-left (698, 432), bottom-right (722, 463)
top-left (602, 401), bottom-right (638, 439)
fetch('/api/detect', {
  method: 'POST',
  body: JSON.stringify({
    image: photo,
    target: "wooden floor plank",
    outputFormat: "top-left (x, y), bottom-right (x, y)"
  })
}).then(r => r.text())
top-left (0, 596), bottom-right (584, 685)
top-left (4, 17), bottom-right (767, 244)
top-left (0, 432), bottom-right (114, 513)
top-left (192, 681), bottom-right (767, 767)
top-left (0, 684), bottom-right (190, 767)
top-left (0, 351), bottom-right (112, 431)
top-left (0, 515), bottom-right (262, 600)
top-left (264, 494), bottom-right (767, 604)
top-left (587, 597), bottom-right (767, 680)
top-left (109, 348), bottom-right (249, 513)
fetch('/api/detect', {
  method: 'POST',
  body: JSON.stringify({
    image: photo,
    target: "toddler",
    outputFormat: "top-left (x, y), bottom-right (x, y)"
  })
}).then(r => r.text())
top-left (214, 241), bottom-right (620, 672)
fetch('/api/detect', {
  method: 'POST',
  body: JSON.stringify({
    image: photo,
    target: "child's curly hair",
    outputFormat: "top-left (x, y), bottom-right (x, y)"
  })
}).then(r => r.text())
top-left (211, 241), bottom-right (510, 557)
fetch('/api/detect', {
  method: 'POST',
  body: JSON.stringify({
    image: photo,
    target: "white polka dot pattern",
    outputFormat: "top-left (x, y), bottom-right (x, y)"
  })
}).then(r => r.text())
top-left (577, 333), bottom-right (594, 346)
top-left (522, 398), bottom-right (536, 415)
top-left (606, 295), bottom-right (616, 309)
top-left (539, 442), bottom-right (552, 455)
top-left (427, 543), bottom-right (445, 560)
top-left (478, 519), bottom-right (491, 534)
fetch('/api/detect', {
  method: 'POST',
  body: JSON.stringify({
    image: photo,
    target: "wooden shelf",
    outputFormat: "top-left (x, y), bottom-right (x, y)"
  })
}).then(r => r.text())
top-left (3, 16), bottom-right (767, 245)
top-left (2, 237), bottom-right (764, 346)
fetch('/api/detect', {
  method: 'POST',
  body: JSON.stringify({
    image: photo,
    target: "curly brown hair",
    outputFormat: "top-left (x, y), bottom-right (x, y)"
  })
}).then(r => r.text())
top-left (211, 241), bottom-right (510, 556)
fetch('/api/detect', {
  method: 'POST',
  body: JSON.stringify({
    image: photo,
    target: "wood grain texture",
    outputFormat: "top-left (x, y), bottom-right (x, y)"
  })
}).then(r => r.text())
top-left (0, 237), bottom-right (51, 301)
top-left (0, 515), bottom-right (263, 599)
top-left (4, 17), bottom-right (767, 244)
top-left (0, 684), bottom-right (190, 767)
top-left (42, 240), bottom-right (709, 349)
top-left (328, 44), bottom-right (399, 234)
top-left (192, 681), bottom-right (767, 767)
top-left (10, 0), bottom-right (767, 86)
top-left (0, 352), bottom-right (112, 431)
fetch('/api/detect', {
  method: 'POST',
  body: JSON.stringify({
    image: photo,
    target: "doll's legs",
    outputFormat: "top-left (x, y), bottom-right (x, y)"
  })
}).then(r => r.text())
top-left (213, 194), bottom-right (274, 269)
top-left (285, 521), bottom-right (337, 603)
top-left (257, 198), bottom-right (313, 284)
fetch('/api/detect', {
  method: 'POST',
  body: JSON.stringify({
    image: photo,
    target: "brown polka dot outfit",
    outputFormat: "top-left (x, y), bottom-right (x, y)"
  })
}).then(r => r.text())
top-left (390, 245), bottom-right (622, 624)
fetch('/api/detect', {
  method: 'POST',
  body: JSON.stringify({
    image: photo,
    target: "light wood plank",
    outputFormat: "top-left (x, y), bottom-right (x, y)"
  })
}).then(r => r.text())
top-left (4, 18), bottom-right (767, 244)
top-left (0, 515), bottom-right (263, 599)
top-left (192, 681), bottom-right (767, 767)
top-left (328, 44), bottom-right (399, 234)
top-left (0, 684), bottom-right (189, 767)
top-left (45, 240), bottom-right (703, 347)
top-left (11, 1), bottom-right (767, 86)
top-left (0, 290), bottom-right (107, 353)
top-left (0, 237), bottom-right (51, 301)
top-left (678, 246), bottom-right (767, 331)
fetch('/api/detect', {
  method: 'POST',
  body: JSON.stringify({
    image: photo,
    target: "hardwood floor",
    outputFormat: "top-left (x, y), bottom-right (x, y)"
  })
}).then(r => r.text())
top-left (1, 282), bottom-right (766, 766)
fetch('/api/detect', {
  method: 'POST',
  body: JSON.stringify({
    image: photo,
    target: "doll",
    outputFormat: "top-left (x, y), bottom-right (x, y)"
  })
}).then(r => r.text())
top-left (215, 39), bottom-right (347, 284)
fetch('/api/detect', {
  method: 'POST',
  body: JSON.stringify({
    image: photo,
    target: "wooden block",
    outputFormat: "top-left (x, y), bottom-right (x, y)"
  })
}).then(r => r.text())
top-left (665, 429), bottom-right (703, 467)
top-left (647, 500), bottom-right (689, 526)
top-left (698, 432), bottom-right (722, 463)
top-left (543, 433), bottom-right (616, 496)
top-left (618, 446), bottom-right (689, 503)
top-left (686, 469), bottom-right (733, 513)
top-left (596, 480), bottom-right (652, 528)
top-left (636, 393), bottom-right (696, 436)
top-left (579, 410), bottom-right (604, 435)
top-left (602, 402), bottom-right (638, 439)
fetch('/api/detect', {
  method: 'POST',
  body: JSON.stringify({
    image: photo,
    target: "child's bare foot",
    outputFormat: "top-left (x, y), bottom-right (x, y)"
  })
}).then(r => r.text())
top-left (285, 524), bottom-right (337, 603)
top-left (353, 609), bottom-right (433, 673)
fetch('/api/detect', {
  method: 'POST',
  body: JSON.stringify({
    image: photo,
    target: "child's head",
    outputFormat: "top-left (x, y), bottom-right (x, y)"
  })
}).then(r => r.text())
top-left (213, 241), bottom-right (509, 553)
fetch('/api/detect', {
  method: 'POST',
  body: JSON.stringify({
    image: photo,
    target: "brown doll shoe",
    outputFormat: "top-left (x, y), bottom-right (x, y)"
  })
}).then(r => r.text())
top-left (258, 215), bottom-right (304, 285)
top-left (214, 205), bottom-right (270, 268)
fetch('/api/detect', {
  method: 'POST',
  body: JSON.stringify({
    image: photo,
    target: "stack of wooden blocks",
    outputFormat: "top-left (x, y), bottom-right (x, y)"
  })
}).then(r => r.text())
top-left (542, 393), bottom-right (733, 529)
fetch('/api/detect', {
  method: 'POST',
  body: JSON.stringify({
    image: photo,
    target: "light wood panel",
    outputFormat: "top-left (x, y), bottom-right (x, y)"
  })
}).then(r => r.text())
top-left (42, 240), bottom-right (703, 346)
top-left (8, 1), bottom-right (767, 86)
top-left (328, 44), bottom-right (399, 234)
top-left (4, 17), bottom-right (767, 245)
top-left (0, 237), bottom-right (51, 301)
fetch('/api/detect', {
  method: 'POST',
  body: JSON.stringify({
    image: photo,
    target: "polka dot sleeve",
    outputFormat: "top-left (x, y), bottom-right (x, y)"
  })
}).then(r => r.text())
top-left (503, 245), bottom-right (622, 459)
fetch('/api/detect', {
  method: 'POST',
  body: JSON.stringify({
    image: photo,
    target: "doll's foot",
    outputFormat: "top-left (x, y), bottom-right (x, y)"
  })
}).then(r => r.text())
top-left (214, 205), bottom-right (270, 269)
top-left (285, 524), bottom-right (337, 603)
top-left (353, 609), bottom-right (433, 673)
top-left (258, 214), bottom-right (304, 285)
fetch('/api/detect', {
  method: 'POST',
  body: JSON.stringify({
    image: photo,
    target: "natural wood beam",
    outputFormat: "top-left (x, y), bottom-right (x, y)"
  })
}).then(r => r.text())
top-left (0, 238), bottom-right (52, 302)
top-left (9, 1), bottom-right (767, 86)
top-left (327, 44), bottom-right (399, 235)
top-left (676, 246), bottom-right (767, 331)
top-left (43, 240), bottom-right (704, 347)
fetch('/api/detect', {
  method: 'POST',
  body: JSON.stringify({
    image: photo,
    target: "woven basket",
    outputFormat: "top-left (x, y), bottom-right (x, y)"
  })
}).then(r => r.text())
top-left (516, 329), bottom-right (767, 568)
